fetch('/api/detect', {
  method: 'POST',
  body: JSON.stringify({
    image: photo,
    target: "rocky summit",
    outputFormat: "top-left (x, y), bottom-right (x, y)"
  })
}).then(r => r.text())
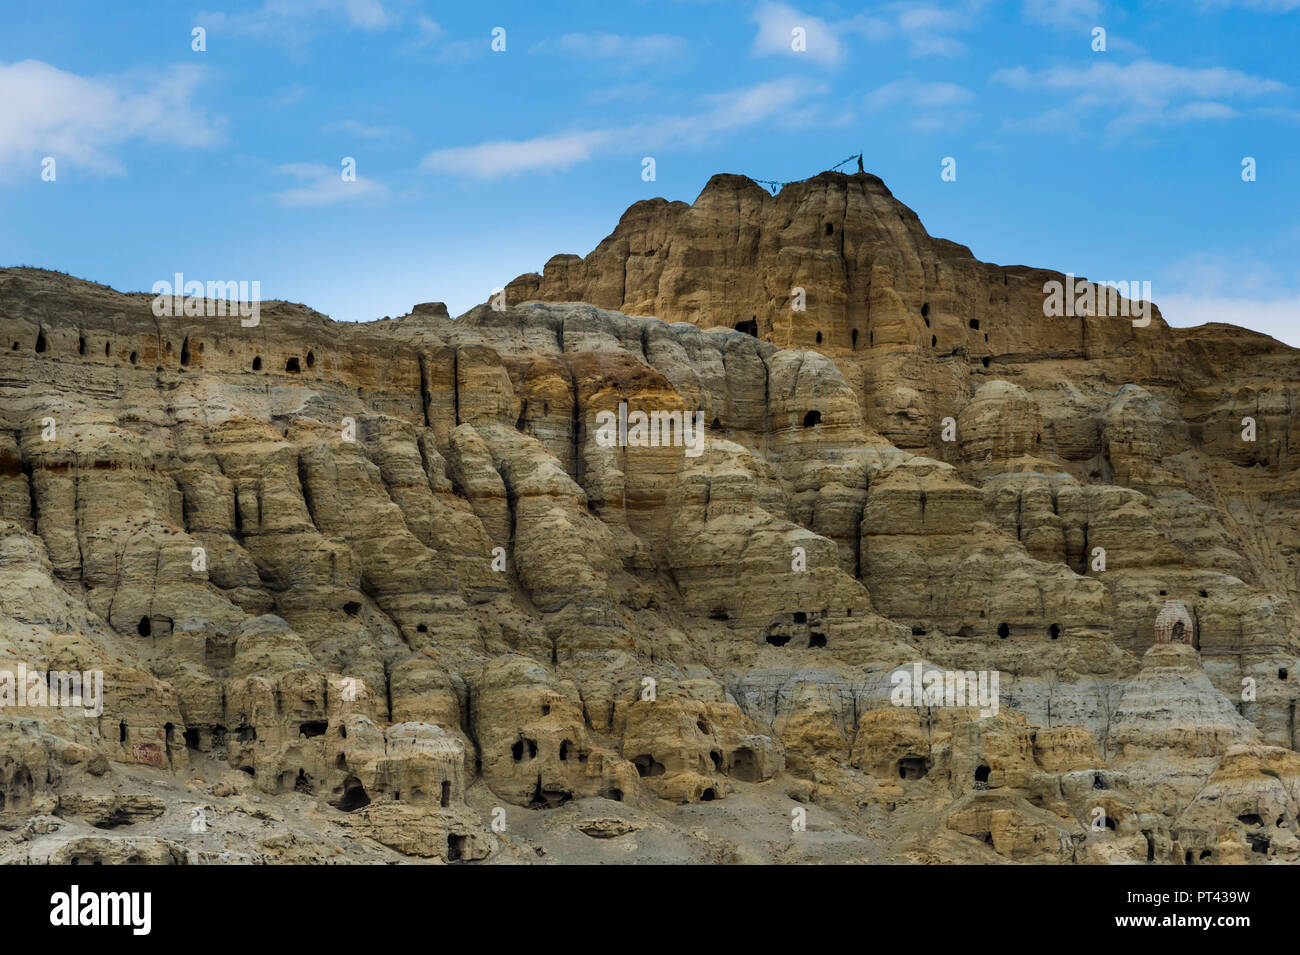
top-left (1, 169), bottom-right (1297, 865)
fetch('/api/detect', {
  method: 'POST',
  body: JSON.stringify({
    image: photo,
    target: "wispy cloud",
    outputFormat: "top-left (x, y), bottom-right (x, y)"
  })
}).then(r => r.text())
top-left (421, 131), bottom-right (613, 179)
top-left (892, 4), bottom-right (972, 57)
top-left (199, 0), bottom-right (404, 44)
top-left (1196, 0), bottom-right (1300, 11)
top-left (584, 83), bottom-right (660, 106)
top-left (542, 33), bottom-right (688, 64)
top-left (865, 79), bottom-right (974, 110)
top-left (750, 1), bottom-right (982, 63)
top-left (410, 15), bottom-right (445, 48)
top-left (421, 77), bottom-right (826, 179)
top-left (268, 83), bottom-right (310, 107)
top-left (1159, 294), bottom-right (1300, 347)
top-left (1023, 0), bottom-right (1102, 27)
top-left (323, 119), bottom-right (410, 143)
top-left (993, 59), bottom-right (1288, 134)
top-left (1157, 248), bottom-right (1300, 346)
top-left (0, 59), bottom-right (224, 177)
top-left (751, 2), bottom-right (851, 65)
top-left (273, 161), bottom-right (389, 206)
top-left (864, 79), bottom-right (976, 131)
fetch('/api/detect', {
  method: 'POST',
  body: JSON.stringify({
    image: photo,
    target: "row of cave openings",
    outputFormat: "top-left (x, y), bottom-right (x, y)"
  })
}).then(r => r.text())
top-left (161, 718), bottom-right (469, 856)
top-left (731, 302), bottom-right (991, 365)
top-left (754, 613), bottom-right (842, 649)
top-left (15, 328), bottom-right (318, 376)
top-left (510, 700), bottom-right (593, 809)
top-left (936, 621), bottom-right (1064, 641)
top-left (891, 757), bottom-right (995, 784)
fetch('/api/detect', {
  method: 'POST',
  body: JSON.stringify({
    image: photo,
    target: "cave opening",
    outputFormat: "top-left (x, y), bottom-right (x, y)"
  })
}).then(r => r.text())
top-left (632, 754), bottom-right (665, 778)
top-left (527, 777), bottom-right (571, 809)
top-left (898, 757), bottom-right (929, 780)
top-left (335, 776), bottom-right (370, 812)
top-left (731, 747), bottom-right (758, 782)
top-left (448, 834), bottom-right (466, 860)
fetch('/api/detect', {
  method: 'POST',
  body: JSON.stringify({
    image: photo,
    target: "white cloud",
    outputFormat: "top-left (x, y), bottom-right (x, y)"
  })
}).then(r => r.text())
top-left (865, 79), bottom-right (974, 110)
top-left (269, 83), bottom-right (310, 107)
top-left (751, 3), bottom-right (845, 65)
top-left (994, 60), bottom-right (1286, 102)
top-left (993, 59), bottom-right (1287, 133)
top-left (751, 1), bottom-right (980, 63)
top-left (887, 2), bottom-right (981, 57)
top-left (863, 79), bottom-right (975, 132)
top-left (550, 33), bottom-right (687, 63)
top-left (1197, 0), bottom-right (1300, 10)
top-left (0, 59), bottom-right (224, 176)
top-left (420, 131), bottom-right (615, 179)
top-left (199, 0), bottom-right (403, 43)
top-left (1023, 0), bottom-right (1102, 27)
top-left (273, 162), bottom-right (389, 206)
top-left (584, 83), bottom-right (660, 106)
top-left (1158, 294), bottom-right (1300, 348)
top-left (323, 119), bottom-right (410, 142)
top-left (411, 16), bottom-right (445, 48)
top-left (1157, 250), bottom-right (1300, 346)
top-left (421, 77), bottom-right (827, 179)
top-left (1162, 251), bottom-right (1288, 298)
top-left (697, 77), bottom-right (826, 133)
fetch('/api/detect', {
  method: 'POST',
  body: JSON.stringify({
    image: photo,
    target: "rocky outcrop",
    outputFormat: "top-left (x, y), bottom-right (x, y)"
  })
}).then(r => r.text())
top-left (0, 165), bottom-right (1297, 864)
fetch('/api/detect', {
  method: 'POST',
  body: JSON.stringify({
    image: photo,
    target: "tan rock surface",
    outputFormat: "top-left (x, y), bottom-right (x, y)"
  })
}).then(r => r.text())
top-left (0, 167), bottom-right (1297, 863)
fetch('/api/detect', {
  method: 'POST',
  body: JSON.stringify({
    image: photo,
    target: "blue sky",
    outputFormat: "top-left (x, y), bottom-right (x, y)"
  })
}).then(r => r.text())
top-left (2, 0), bottom-right (1298, 344)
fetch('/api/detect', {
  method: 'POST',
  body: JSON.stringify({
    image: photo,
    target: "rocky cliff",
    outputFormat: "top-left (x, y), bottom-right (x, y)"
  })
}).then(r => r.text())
top-left (0, 169), bottom-right (1296, 864)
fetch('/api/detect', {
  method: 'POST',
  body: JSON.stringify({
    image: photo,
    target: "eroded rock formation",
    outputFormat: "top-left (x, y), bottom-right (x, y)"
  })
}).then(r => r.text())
top-left (0, 168), bottom-right (1296, 864)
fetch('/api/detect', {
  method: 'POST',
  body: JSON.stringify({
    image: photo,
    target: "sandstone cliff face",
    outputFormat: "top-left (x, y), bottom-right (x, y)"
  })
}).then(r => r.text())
top-left (0, 169), bottom-right (1296, 864)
